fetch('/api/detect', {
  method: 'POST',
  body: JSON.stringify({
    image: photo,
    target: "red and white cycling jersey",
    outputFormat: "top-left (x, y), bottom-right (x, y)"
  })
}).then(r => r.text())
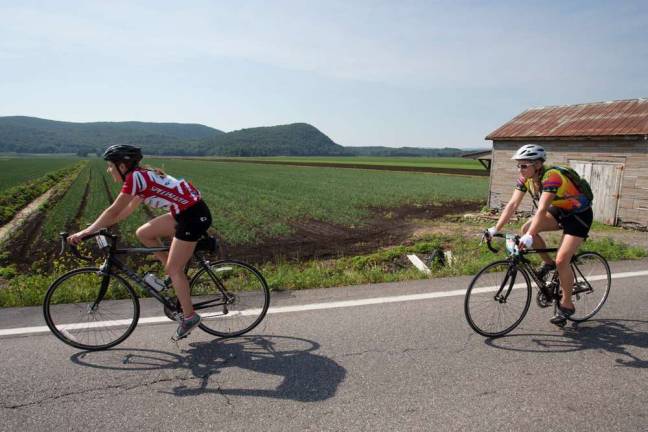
top-left (121, 168), bottom-right (201, 215)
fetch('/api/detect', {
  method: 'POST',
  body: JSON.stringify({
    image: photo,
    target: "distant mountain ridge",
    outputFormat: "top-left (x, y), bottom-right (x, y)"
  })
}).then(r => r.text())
top-left (206, 123), bottom-right (345, 156)
top-left (0, 116), bottom-right (469, 157)
top-left (0, 116), bottom-right (223, 154)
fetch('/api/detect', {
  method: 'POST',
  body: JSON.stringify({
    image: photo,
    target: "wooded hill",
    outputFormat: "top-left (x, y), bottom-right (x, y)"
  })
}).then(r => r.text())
top-left (0, 116), bottom-right (223, 155)
top-left (0, 116), bottom-right (468, 157)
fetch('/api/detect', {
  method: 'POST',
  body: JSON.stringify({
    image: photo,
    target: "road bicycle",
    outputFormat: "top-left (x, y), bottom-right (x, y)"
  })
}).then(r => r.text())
top-left (464, 233), bottom-right (611, 337)
top-left (43, 229), bottom-right (270, 351)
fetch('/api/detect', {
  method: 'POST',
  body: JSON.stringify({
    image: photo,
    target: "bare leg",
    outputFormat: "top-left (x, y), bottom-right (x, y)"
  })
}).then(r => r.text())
top-left (136, 213), bottom-right (175, 265)
top-left (166, 237), bottom-right (198, 316)
top-left (521, 211), bottom-right (560, 264)
top-left (555, 234), bottom-right (584, 310)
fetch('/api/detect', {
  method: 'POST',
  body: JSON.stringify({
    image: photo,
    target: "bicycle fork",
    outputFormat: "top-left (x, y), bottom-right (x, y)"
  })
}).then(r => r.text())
top-left (90, 260), bottom-right (113, 311)
top-left (494, 266), bottom-right (518, 303)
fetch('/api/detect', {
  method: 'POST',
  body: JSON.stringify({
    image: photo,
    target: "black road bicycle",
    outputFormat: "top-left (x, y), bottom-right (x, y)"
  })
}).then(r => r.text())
top-left (43, 229), bottom-right (270, 351)
top-left (464, 233), bottom-right (611, 337)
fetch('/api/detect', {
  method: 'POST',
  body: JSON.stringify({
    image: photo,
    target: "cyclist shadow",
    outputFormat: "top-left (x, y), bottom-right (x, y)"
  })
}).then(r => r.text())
top-left (484, 319), bottom-right (648, 369)
top-left (70, 335), bottom-right (346, 402)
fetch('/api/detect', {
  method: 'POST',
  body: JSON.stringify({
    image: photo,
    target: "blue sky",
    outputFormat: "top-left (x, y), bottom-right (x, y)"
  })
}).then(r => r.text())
top-left (1, 0), bottom-right (647, 148)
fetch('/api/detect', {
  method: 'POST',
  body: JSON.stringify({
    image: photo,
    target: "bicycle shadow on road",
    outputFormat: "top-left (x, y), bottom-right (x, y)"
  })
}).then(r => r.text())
top-left (483, 319), bottom-right (648, 369)
top-left (70, 334), bottom-right (346, 402)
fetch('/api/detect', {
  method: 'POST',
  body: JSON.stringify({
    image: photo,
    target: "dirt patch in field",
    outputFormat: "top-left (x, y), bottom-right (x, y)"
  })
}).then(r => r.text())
top-left (1, 199), bottom-right (482, 271)
top-left (0, 189), bottom-right (55, 246)
top-left (220, 201), bottom-right (482, 264)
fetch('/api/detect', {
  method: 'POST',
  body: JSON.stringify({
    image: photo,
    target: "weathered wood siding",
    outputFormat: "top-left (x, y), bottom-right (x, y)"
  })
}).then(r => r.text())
top-left (488, 139), bottom-right (648, 227)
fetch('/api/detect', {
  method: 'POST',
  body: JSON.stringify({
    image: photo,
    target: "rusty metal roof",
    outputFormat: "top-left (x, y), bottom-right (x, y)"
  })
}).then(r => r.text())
top-left (486, 98), bottom-right (648, 140)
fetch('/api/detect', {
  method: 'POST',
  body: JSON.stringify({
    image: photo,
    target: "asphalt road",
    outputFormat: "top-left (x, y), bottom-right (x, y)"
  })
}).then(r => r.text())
top-left (1, 259), bottom-right (647, 432)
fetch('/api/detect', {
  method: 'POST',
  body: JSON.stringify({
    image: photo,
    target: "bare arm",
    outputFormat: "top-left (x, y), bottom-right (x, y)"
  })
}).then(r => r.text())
top-left (116, 195), bottom-right (142, 221)
top-left (494, 189), bottom-right (526, 233)
top-left (525, 191), bottom-right (555, 238)
top-left (68, 192), bottom-right (136, 244)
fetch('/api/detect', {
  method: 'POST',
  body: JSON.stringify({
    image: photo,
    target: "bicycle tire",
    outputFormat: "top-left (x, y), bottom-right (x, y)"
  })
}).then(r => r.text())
top-left (567, 251), bottom-right (611, 322)
top-left (465, 260), bottom-right (532, 337)
top-left (43, 268), bottom-right (140, 350)
top-left (190, 260), bottom-right (270, 338)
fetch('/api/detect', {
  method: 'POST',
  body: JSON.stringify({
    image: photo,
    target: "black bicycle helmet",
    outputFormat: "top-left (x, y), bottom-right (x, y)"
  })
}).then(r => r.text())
top-left (102, 144), bottom-right (143, 164)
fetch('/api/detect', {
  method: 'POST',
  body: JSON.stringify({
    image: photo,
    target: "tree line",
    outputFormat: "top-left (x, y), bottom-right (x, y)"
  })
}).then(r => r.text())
top-left (0, 116), bottom-right (471, 157)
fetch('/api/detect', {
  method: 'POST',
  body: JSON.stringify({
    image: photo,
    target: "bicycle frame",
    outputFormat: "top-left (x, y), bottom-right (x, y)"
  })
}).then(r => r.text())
top-left (485, 233), bottom-right (559, 302)
top-left (62, 230), bottom-right (230, 315)
top-left (485, 233), bottom-right (595, 303)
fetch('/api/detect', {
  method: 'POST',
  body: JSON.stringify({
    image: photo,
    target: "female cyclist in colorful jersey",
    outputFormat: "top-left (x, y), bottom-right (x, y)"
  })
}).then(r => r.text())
top-left (67, 144), bottom-right (212, 340)
top-left (485, 144), bottom-right (594, 326)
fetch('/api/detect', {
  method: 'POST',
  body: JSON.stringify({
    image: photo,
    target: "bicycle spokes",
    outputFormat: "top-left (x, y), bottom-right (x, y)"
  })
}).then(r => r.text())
top-left (190, 260), bottom-right (270, 338)
top-left (464, 260), bottom-right (532, 338)
top-left (566, 252), bottom-right (611, 322)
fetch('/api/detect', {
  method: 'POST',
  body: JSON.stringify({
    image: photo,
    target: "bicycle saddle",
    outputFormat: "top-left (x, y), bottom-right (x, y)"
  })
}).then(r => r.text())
top-left (196, 235), bottom-right (219, 253)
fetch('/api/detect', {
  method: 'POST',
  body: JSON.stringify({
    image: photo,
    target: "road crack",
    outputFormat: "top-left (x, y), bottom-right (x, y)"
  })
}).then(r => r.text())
top-left (2, 373), bottom-right (205, 410)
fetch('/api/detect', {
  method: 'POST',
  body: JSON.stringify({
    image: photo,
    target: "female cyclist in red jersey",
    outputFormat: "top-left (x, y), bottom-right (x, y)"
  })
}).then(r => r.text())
top-left (485, 144), bottom-right (593, 326)
top-left (68, 144), bottom-right (212, 340)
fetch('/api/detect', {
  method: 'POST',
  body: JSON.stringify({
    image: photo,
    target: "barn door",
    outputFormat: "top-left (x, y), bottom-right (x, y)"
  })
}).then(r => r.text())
top-left (569, 160), bottom-right (623, 225)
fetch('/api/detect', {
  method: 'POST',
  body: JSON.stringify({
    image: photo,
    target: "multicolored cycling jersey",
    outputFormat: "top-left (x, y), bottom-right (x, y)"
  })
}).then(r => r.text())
top-left (121, 168), bottom-right (201, 215)
top-left (515, 166), bottom-right (591, 214)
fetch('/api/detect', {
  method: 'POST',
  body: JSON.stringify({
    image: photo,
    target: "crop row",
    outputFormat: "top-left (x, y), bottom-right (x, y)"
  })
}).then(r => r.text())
top-left (38, 159), bottom-right (153, 245)
top-left (3, 157), bottom-right (487, 266)
top-left (0, 162), bottom-right (85, 226)
top-left (0, 158), bottom-right (79, 193)
top-left (204, 156), bottom-right (484, 170)
top-left (41, 164), bottom-right (91, 241)
top-left (149, 159), bottom-right (489, 245)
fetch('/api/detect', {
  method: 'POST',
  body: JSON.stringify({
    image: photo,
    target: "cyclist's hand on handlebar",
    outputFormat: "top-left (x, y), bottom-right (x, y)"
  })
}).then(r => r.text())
top-left (67, 230), bottom-right (89, 246)
top-left (518, 233), bottom-right (533, 250)
top-left (485, 226), bottom-right (498, 239)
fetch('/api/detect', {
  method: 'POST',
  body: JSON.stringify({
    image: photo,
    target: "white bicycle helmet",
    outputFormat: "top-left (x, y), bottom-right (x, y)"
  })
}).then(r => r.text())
top-left (511, 144), bottom-right (546, 161)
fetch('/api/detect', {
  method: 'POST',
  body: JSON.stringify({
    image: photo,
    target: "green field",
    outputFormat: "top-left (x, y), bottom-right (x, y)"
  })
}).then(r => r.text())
top-left (1, 157), bottom-right (488, 247)
top-left (150, 159), bottom-right (489, 244)
top-left (4, 156), bottom-right (648, 309)
top-left (204, 156), bottom-right (484, 170)
top-left (0, 158), bottom-right (79, 192)
top-left (40, 159), bottom-right (151, 244)
top-left (1, 156), bottom-right (488, 271)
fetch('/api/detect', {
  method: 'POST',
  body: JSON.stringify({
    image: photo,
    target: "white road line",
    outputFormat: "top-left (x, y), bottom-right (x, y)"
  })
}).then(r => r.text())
top-left (2, 269), bottom-right (647, 337)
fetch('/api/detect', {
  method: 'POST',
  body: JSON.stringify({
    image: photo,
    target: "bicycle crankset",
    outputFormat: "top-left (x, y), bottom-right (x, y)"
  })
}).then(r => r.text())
top-left (536, 291), bottom-right (552, 308)
top-left (163, 298), bottom-right (183, 322)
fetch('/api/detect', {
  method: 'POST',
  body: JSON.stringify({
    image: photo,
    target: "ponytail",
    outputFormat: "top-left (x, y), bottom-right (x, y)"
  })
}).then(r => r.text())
top-left (141, 164), bottom-right (166, 177)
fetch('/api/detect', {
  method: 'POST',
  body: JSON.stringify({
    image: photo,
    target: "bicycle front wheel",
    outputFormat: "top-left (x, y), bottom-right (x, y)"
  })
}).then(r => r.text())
top-left (464, 260), bottom-right (531, 337)
top-left (190, 260), bottom-right (270, 338)
top-left (43, 268), bottom-right (140, 350)
top-left (568, 252), bottom-right (611, 322)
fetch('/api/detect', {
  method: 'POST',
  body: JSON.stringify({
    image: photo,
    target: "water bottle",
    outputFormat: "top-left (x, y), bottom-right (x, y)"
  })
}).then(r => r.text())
top-left (144, 273), bottom-right (167, 292)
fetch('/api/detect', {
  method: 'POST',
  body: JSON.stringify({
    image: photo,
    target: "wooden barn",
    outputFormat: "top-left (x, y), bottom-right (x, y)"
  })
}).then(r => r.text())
top-left (485, 98), bottom-right (648, 227)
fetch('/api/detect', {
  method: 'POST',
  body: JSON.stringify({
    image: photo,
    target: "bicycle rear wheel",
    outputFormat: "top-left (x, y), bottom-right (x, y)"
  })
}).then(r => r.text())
top-left (464, 260), bottom-right (531, 337)
top-left (43, 268), bottom-right (140, 350)
top-left (190, 260), bottom-right (270, 338)
top-left (568, 251), bottom-right (611, 322)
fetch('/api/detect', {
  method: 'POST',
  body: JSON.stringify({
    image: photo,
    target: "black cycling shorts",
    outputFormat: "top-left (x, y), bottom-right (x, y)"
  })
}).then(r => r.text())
top-left (173, 200), bottom-right (212, 242)
top-left (548, 206), bottom-right (593, 239)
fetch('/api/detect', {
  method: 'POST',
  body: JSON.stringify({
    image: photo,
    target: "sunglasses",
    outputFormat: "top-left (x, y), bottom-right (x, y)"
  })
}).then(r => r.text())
top-left (517, 163), bottom-right (532, 169)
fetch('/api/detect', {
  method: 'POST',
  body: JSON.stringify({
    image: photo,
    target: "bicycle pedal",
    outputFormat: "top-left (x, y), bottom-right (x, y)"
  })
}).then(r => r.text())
top-left (170, 337), bottom-right (189, 353)
top-left (552, 319), bottom-right (567, 328)
top-left (171, 334), bottom-right (187, 343)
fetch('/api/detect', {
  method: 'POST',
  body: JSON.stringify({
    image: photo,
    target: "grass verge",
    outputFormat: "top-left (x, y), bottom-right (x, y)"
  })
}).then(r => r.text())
top-left (1, 233), bottom-right (645, 307)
